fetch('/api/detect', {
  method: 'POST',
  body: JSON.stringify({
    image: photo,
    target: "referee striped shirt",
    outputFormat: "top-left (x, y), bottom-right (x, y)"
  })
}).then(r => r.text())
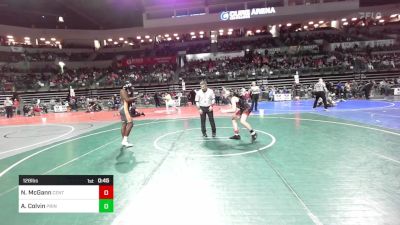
top-left (314, 82), bottom-right (327, 92)
top-left (195, 89), bottom-right (215, 107)
top-left (250, 86), bottom-right (261, 95)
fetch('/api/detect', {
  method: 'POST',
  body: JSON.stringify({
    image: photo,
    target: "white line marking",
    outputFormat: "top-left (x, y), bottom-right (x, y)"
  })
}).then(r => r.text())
top-left (154, 127), bottom-right (276, 157)
top-left (0, 139), bottom-right (119, 198)
top-left (193, 137), bottom-right (231, 141)
top-left (0, 124), bottom-right (75, 155)
top-left (0, 128), bottom-right (118, 178)
top-left (0, 186), bottom-right (17, 198)
top-left (371, 113), bottom-right (400, 118)
top-left (44, 139), bottom-right (119, 175)
top-left (258, 100), bottom-right (395, 113)
top-left (267, 116), bottom-right (400, 164)
top-left (373, 153), bottom-right (400, 165)
top-left (0, 118), bottom-right (190, 179)
top-left (267, 116), bottom-right (400, 136)
top-left (261, 154), bottom-right (323, 225)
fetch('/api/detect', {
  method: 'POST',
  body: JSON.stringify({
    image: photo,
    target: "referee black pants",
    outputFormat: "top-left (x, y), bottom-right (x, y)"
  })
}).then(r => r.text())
top-left (5, 106), bottom-right (13, 118)
top-left (313, 91), bottom-right (328, 109)
top-left (200, 106), bottom-right (216, 135)
top-left (251, 94), bottom-right (259, 111)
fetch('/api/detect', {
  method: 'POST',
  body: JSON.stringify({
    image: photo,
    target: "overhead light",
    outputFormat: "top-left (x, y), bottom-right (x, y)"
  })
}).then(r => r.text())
top-left (227, 32), bottom-right (232, 35)
top-left (51, 38), bottom-right (56, 41)
top-left (352, 17), bottom-right (357, 21)
top-left (140, 40), bottom-right (144, 43)
top-left (256, 29), bottom-right (261, 33)
top-left (24, 37), bottom-right (30, 40)
top-left (40, 38), bottom-right (45, 41)
top-left (199, 35), bottom-right (203, 38)
top-left (211, 34), bottom-right (215, 38)
top-left (129, 43), bottom-right (134, 45)
top-left (145, 35), bottom-right (150, 39)
top-left (136, 36), bottom-right (141, 39)
top-left (314, 24), bottom-right (319, 28)
top-left (286, 23), bottom-right (292, 27)
top-left (278, 24), bottom-right (282, 27)
top-left (190, 32), bottom-right (195, 35)
top-left (7, 35), bottom-right (13, 39)
top-left (341, 18), bottom-right (347, 22)
top-left (199, 31), bottom-right (204, 35)
top-left (58, 16), bottom-right (64, 23)
top-left (113, 41), bottom-right (118, 44)
top-left (149, 39), bottom-right (153, 42)
top-left (319, 20), bottom-right (324, 24)
top-left (119, 37), bottom-right (124, 41)
top-left (55, 41), bottom-right (61, 44)
top-left (45, 41), bottom-right (50, 44)
top-left (173, 33), bottom-right (178, 37)
top-left (303, 25), bottom-right (308, 29)
top-left (124, 40), bottom-right (128, 44)
top-left (176, 37), bottom-right (180, 40)
top-left (390, 14), bottom-right (398, 18)
top-left (8, 39), bottom-right (15, 42)
top-left (361, 23), bottom-right (365, 26)
top-left (376, 15), bottom-right (382, 19)
top-left (167, 37), bottom-right (172, 41)
top-left (228, 28), bottom-right (233, 32)
top-left (219, 29), bottom-right (224, 33)
top-left (343, 22), bottom-right (349, 26)
top-left (192, 36), bottom-right (196, 39)
top-left (308, 21), bottom-right (314, 25)
top-left (379, 19), bottom-right (385, 23)
top-left (107, 38), bottom-right (112, 42)
top-left (164, 34), bottom-right (169, 37)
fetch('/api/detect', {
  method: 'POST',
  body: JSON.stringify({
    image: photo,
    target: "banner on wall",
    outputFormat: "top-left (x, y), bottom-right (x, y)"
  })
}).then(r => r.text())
top-left (11, 46), bottom-right (24, 53)
top-left (186, 51), bottom-right (244, 61)
top-left (394, 88), bottom-right (400, 96)
top-left (118, 56), bottom-right (176, 67)
top-left (330, 39), bottom-right (395, 51)
top-left (274, 94), bottom-right (292, 101)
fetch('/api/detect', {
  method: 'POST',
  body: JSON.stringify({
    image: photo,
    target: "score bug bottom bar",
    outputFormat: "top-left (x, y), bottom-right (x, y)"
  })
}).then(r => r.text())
top-left (19, 199), bottom-right (100, 213)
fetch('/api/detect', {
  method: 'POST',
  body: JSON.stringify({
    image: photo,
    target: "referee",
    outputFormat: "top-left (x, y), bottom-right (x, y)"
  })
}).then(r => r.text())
top-left (313, 78), bottom-right (329, 111)
top-left (250, 81), bottom-right (260, 111)
top-left (196, 81), bottom-right (216, 137)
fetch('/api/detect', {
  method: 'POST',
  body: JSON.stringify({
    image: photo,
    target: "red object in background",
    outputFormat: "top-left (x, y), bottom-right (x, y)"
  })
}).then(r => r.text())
top-left (13, 99), bottom-right (19, 108)
top-left (0, 105), bottom-right (206, 126)
top-left (99, 185), bottom-right (114, 199)
top-left (33, 105), bottom-right (41, 113)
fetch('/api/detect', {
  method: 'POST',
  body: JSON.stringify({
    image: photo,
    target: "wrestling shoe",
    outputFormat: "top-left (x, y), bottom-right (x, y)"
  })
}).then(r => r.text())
top-left (251, 132), bottom-right (257, 143)
top-left (229, 135), bottom-right (241, 140)
top-left (122, 141), bottom-right (133, 147)
top-left (203, 133), bottom-right (208, 138)
top-left (212, 132), bottom-right (216, 138)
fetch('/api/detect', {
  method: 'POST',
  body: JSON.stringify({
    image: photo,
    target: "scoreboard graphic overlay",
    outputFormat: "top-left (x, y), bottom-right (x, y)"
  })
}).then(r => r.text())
top-left (19, 175), bottom-right (113, 213)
